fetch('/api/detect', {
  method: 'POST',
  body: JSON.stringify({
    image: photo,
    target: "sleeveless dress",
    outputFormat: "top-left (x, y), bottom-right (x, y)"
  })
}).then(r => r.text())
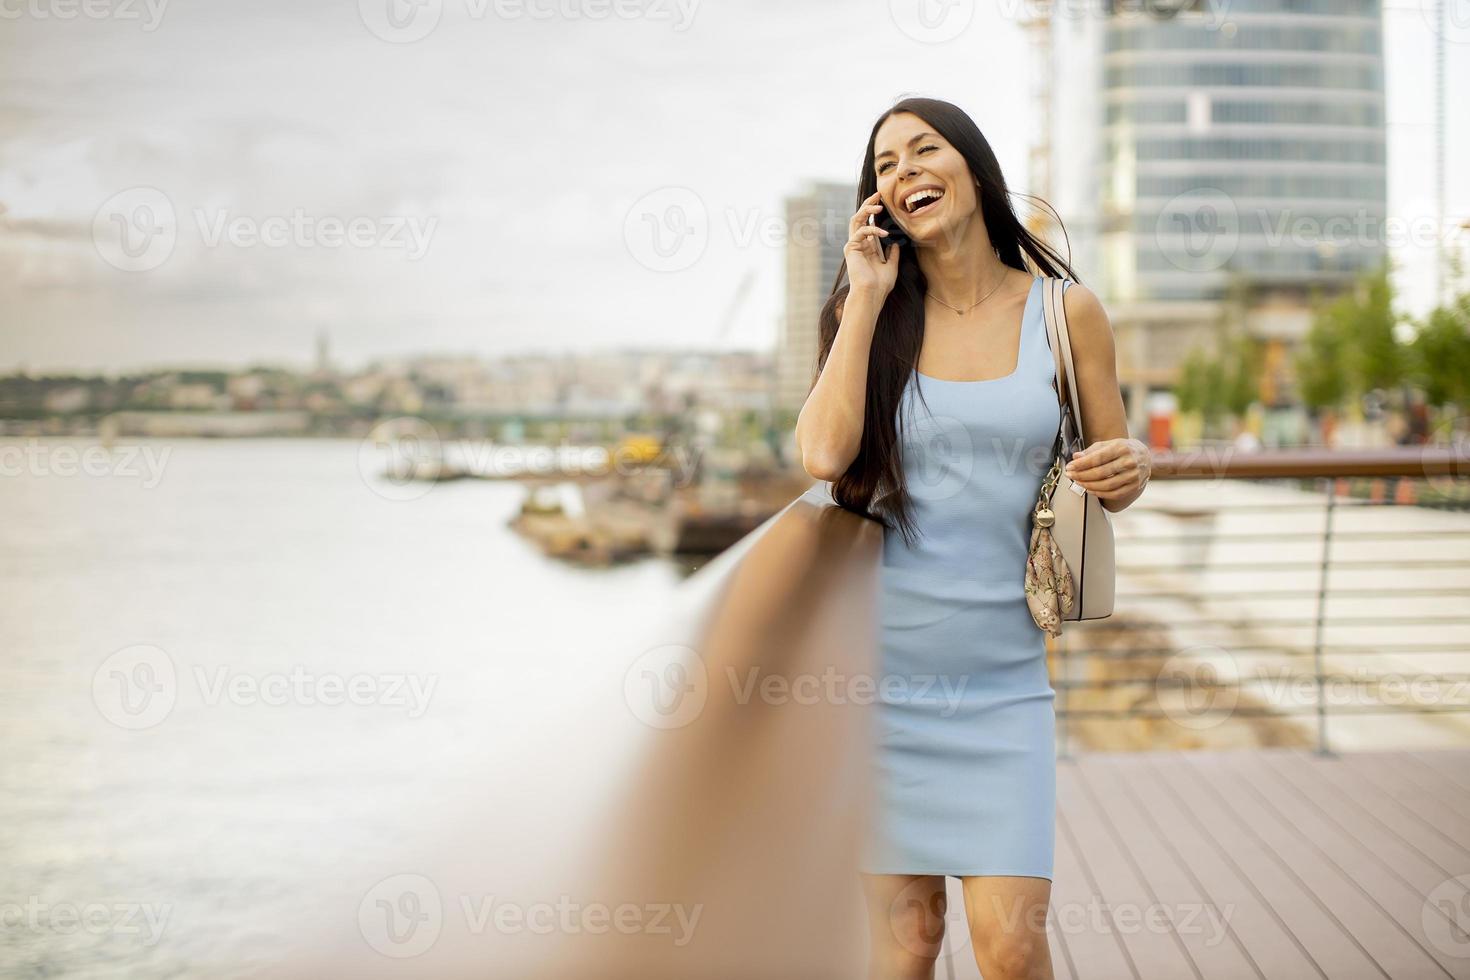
top-left (859, 274), bottom-right (1066, 879)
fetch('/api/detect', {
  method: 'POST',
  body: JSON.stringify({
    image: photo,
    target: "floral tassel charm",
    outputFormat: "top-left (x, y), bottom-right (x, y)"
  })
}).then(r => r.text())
top-left (1029, 525), bottom-right (1076, 640)
top-left (1024, 499), bottom-right (1076, 638)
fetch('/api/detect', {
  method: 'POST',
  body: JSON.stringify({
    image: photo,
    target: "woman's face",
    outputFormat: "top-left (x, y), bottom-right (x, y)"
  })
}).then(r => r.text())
top-left (871, 112), bottom-right (979, 246)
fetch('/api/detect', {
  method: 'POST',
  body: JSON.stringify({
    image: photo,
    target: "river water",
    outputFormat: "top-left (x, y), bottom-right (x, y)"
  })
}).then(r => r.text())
top-left (0, 438), bottom-right (688, 978)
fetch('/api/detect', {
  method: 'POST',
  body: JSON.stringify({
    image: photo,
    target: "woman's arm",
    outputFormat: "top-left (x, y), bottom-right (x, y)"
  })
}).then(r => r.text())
top-left (1056, 283), bottom-right (1151, 513)
top-left (794, 288), bottom-right (884, 482)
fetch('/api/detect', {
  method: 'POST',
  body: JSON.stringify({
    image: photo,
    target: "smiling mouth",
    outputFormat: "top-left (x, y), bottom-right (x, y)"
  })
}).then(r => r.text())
top-left (902, 188), bottom-right (946, 216)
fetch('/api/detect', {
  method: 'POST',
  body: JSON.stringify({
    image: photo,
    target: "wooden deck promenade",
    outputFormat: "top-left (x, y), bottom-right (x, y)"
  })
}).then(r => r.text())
top-left (933, 748), bottom-right (1470, 980)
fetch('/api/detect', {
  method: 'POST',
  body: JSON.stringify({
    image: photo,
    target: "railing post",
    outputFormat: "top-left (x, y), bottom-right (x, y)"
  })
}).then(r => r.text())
top-left (1312, 479), bottom-right (1337, 757)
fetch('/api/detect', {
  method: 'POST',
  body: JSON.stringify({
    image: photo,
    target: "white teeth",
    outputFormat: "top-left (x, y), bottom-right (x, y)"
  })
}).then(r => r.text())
top-left (904, 188), bottom-right (944, 213)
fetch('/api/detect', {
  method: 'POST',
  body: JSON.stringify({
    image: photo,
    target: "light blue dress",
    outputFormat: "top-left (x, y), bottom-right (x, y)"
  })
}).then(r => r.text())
top-left (860, 274), bottom-right (1065, 879)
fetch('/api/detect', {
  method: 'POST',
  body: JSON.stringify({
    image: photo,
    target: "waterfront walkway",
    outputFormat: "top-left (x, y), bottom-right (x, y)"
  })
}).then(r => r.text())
top-left (934, 747), bottom-right (1470, 979)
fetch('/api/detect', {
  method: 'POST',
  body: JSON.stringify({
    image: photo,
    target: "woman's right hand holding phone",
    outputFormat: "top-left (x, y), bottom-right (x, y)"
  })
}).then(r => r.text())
top-left (844, 191), bottom-right (900, 299)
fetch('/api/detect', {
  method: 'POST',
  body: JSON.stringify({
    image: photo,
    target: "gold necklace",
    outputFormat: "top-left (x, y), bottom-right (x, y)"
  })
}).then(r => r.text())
top-left (926, 267), bottom-right (1008, 315)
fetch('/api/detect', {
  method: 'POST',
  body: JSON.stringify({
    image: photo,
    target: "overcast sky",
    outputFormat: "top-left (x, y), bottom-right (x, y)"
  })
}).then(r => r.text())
top-left (0, 0), bottom-right (1465, 374)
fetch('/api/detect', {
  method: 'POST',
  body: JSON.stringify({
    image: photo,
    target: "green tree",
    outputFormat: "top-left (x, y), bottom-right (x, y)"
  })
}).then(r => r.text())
top-left (1224, 332), bottom-right (1264, 418)
top-left (1175, 346), bottom-right (1228, 437)
top-left (1294, 300), bottom-right (1349, 411)
top-left (1294, 261), bottom-right (1404, 410)
top-left (1348, 262), bottom-right (1404, 392)
top-left (1408, 291), bottom-right (1470, 410)
top-left (1174, 273), bottom-right (1262, 434)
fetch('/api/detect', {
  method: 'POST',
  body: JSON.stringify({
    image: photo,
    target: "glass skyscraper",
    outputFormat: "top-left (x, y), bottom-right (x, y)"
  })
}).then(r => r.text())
top-left (1045, 0), bottom-right (1389, 419)
top-left (1103, 0), bottom-right (1387, 303)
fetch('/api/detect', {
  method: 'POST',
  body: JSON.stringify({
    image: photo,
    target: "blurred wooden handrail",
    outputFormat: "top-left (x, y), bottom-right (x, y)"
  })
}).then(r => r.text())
top-left (271, 483), bottom-right (884, 979)
top-left (1149, 446), bottom-right (1470, 480)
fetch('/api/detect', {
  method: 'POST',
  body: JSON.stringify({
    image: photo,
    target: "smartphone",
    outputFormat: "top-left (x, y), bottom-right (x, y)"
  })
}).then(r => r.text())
top-left (868, 203), bottom-right (912, 262)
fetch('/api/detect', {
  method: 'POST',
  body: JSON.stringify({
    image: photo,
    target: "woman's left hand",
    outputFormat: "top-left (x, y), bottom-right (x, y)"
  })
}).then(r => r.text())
top-left (1063, 437), bottom-right (1151, 500)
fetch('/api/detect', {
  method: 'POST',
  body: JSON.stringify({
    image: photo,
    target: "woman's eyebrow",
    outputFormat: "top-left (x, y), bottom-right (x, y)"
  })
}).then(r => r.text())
top-left (875, 132), bottom-right (937, 161)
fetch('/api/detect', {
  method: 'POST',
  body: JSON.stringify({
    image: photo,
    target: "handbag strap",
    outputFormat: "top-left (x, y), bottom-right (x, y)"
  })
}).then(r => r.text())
top-left (1040, 276), bottom-right (1087, 446)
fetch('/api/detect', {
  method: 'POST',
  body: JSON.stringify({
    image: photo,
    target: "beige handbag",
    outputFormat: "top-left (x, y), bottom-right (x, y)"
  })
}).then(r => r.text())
top-left (1024, 277), bottom-right (1116, 637)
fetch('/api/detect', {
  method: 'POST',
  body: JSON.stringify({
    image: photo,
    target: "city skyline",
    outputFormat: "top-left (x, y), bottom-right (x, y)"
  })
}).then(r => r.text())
top-left (1, 0), bottom-right (1467, 374)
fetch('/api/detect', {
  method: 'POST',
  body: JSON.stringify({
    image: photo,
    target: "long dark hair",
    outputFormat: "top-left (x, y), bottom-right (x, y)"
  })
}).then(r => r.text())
top-left (812, 96), bottom-right (1080, 547)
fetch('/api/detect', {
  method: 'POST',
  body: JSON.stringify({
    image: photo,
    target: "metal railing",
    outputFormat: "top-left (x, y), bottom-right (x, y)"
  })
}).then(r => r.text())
top-left (1052, 446), bottom-right (1470, 757)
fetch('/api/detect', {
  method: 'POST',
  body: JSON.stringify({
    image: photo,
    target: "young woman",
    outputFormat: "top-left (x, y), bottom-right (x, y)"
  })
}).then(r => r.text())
top-left (794, 97), bottom-right (1150, 980)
